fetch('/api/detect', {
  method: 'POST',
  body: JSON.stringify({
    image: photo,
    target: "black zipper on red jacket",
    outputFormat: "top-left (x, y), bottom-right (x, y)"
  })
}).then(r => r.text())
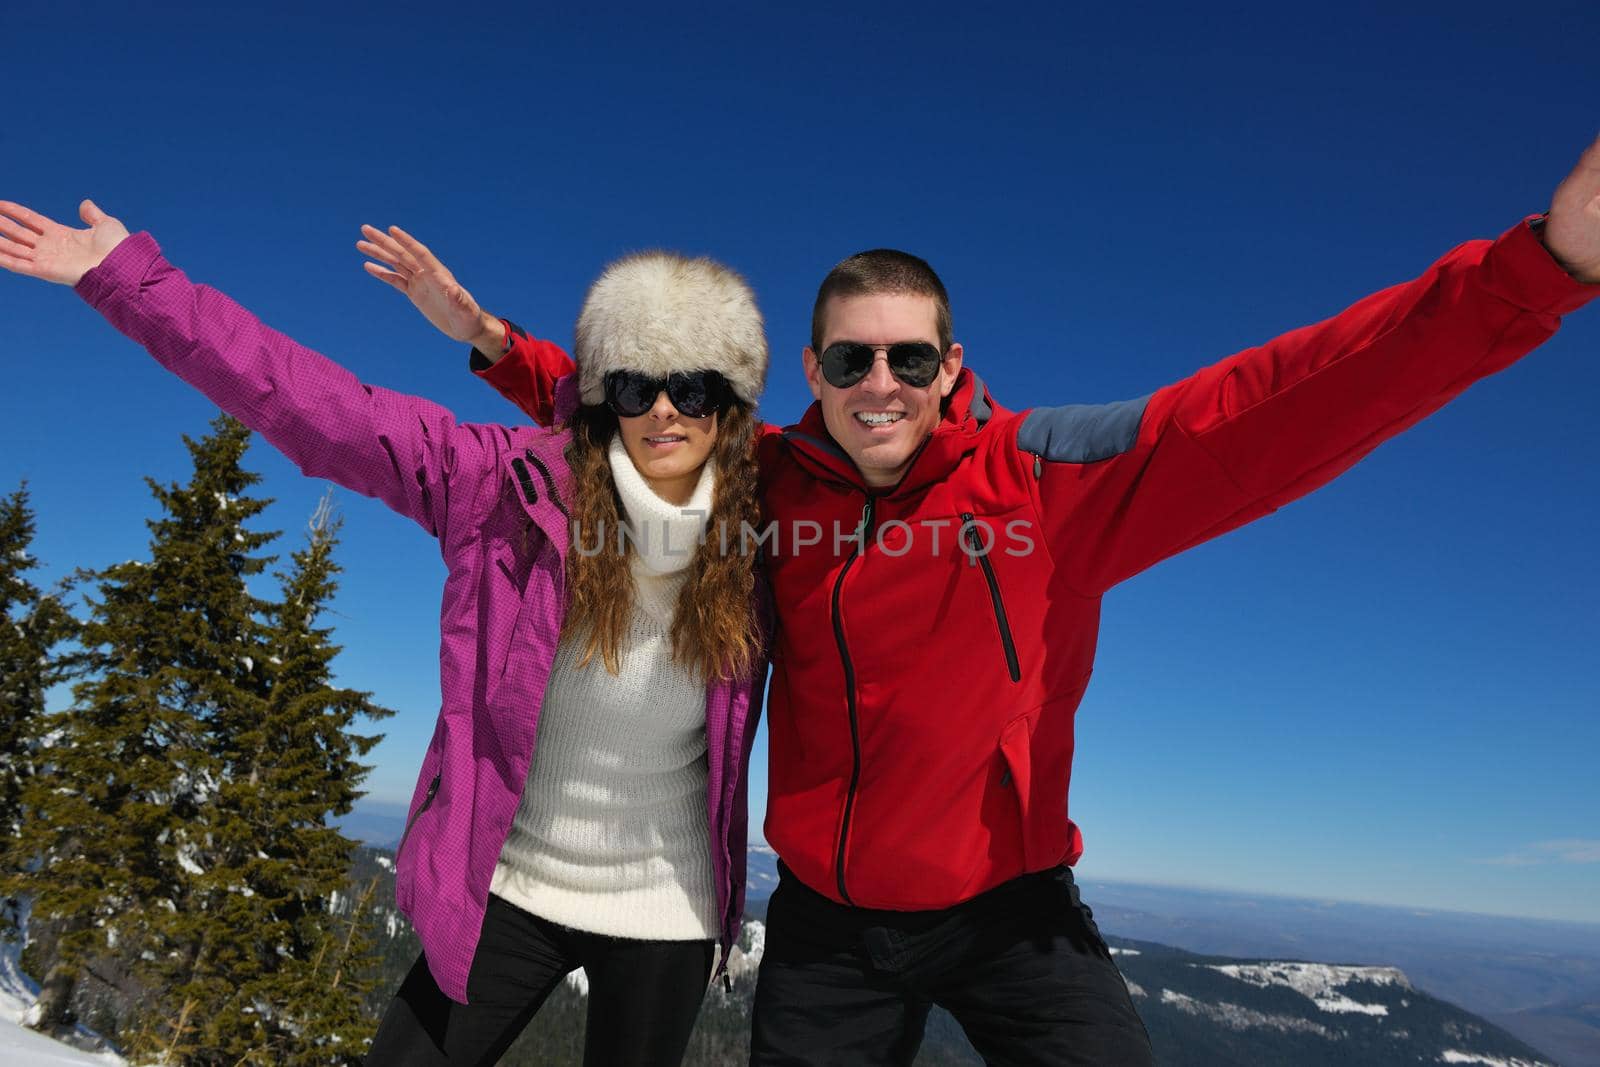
top-left (830, 496), bottom-right (874, 905)
top-left (961, 512), bottom-right (1021, 683)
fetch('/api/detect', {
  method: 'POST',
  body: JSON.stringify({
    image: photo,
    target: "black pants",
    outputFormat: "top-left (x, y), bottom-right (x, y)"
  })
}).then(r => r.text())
top-left (365, 894), bottom-right (714, 1066)
top-left (750, 864), bottom-right (1153, 1066)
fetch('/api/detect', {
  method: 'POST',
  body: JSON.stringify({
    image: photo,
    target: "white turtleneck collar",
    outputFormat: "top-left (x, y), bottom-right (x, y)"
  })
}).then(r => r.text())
top-left (607, 435), bottom-right (716, 578)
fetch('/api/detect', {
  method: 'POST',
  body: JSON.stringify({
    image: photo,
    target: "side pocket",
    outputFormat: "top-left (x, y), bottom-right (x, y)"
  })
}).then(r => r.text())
top-left (491, 538), bottom-right (530, 595)
top-left (998, 709), bottom-right (1069, 871)
top-left (397, 773), bottom-right (441, 866)
top-left (998, 714), bottom-right (1035, 866)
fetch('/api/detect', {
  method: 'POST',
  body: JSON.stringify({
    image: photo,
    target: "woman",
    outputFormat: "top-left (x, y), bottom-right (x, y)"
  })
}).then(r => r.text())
top-left (0, 198), bottom-right (770, 1067)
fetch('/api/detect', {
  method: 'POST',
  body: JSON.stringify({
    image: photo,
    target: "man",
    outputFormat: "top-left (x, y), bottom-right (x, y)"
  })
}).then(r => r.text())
top-left (355, 135), bottom-right (1600, 1064)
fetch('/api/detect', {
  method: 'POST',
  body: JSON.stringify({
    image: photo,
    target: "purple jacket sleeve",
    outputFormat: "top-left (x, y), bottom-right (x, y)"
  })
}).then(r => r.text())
top-left (75, 233), bottom-right (503, 543)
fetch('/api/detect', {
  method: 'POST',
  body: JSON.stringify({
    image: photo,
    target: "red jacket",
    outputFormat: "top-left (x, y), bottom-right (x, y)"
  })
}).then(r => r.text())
top-left (479, 220), bottom-right (1594, 910)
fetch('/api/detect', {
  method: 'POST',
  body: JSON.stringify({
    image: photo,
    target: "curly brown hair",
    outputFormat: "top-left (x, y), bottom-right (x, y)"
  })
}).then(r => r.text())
top-left (562, 403), bottom-right (763, 682)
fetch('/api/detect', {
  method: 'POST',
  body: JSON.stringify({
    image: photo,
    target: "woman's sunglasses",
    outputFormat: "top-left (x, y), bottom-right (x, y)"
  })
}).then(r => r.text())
top-left (818, 341), bottom-right (944, 389)
top-left (604, 370), bottom-right (733, 419)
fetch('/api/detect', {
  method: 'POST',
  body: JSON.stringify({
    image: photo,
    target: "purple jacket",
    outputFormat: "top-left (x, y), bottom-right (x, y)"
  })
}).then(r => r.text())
top-left (77, 233), bottom-right (767, 1003)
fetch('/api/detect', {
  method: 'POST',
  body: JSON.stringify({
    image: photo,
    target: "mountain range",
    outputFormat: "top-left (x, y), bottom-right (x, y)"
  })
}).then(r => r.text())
top-left (341, 844), bottom-right (1572, 1065)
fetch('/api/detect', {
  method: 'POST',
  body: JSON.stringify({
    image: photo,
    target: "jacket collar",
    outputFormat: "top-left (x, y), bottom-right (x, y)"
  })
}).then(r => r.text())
top-left (780, 368), bottom-right (1004, 498)
top-left (553, 373), bottom-right (582, 426)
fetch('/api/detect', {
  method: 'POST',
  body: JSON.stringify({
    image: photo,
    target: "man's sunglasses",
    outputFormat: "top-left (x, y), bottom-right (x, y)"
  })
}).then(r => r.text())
top-left (819, 341), bottom-right (944, 389)
top-left (603, 370), bottom-right (733, 419)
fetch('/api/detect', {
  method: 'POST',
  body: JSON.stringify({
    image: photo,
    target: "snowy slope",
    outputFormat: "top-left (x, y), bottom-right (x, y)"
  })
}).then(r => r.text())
top-left (1, 934), bottom-right (125, 1066)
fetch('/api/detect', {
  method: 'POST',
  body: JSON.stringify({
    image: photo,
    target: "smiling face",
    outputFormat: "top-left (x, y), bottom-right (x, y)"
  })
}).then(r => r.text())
top-left (804, 292), bottom-right (965, 488)
top-left (615, 390), bottom-right (719, 505)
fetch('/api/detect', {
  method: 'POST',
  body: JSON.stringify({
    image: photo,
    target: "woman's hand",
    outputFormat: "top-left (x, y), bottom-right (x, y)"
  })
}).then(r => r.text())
top-left (358, 224), bottom-right (506, 355)
top-left (0, 199), bottom-right (129, 285)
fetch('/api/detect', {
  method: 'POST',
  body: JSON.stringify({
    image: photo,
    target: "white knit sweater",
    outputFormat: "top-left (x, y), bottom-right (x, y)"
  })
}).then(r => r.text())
top-left (490, 438), bottom-right (719, 940)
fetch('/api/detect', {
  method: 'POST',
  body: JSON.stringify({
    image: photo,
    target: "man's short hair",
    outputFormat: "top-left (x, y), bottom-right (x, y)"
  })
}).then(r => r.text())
top-left (811, 249), bottom-right (953, 354)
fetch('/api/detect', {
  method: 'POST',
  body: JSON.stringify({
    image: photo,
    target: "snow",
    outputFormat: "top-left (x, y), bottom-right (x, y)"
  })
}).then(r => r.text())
top-left (1439, 1053), bottom-right (1552, 1067)
top-left (0, 1017), bottom-right (125, 1066)
top-left (1160, 988), bottom-right (1332, 1038)
top-left (1109, 947), bottom-right (1140, 956)
top-left (2, 927), bottom-right (125, 1065)
top-left (725, 919), bottom-right (766, 981)
top-left (374, 856), bottom-right (394, 872)
top-left (175, 846), bottom-right (205, 876)
top-left (565, 968), bottom-right (589, 996)
top-left (1205, 962), bottom-right (1406, 1016)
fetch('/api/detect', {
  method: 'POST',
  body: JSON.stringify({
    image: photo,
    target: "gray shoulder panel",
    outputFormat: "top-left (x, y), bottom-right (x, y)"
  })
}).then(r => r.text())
top-left (967, 372), bottom-right (993, 426)
top-left (1017, 394), bottom-right (1152, 464)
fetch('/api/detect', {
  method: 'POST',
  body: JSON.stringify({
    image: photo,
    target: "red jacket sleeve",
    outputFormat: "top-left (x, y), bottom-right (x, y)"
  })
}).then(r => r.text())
top-left (1023, 217), bottom-right (1599, 596)
top-left (474, 321), bottom-right (577, 426)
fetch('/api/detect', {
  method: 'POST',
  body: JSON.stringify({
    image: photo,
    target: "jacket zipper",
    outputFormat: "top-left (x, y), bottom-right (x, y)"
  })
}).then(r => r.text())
top-left (525, 451), bottom-right (569, 519)
top-left (830, 497), bottom-right (874, 905)
top-left (396, 774), bottom-right (440, 861)
top-left (961, 512), bottom-right (1021, 683)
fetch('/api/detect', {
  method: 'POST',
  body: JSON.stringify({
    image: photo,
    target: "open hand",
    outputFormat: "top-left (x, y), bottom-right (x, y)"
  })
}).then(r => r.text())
top-left (1544, 134), bottom-right (1600, 284)
top-left (0, 200), bottom-right (129, 285)
top-left (358, 225), bottom-right (504, 351)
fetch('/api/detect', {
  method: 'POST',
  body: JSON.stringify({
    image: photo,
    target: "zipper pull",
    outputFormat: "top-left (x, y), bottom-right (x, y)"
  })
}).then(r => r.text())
top-left (960, 511), bottom-right (979, 567)
top-left (858, 498), bottom-right (876, 547)
top-left (1033, 452), bottom-right (1043, 480)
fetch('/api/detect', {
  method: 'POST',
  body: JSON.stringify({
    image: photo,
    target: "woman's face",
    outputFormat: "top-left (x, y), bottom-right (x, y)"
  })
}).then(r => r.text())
top-left (616, 389), bottom-right (719, 505)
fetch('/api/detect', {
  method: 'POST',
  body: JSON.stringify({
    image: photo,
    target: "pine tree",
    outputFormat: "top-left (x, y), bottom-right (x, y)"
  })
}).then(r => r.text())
top-left (176, 493), bottom-right (393, 1065)
top-left (10, 415), bottom-right (276, 1038)
top-left (0, 483), bottom-right (78, 937)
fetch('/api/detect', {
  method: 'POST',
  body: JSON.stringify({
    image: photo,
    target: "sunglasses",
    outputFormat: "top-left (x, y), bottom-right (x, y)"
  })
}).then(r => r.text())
top-left (603, 370), bottom-right (732, 419)
top-left (818, 341), bottom-right (945, 389)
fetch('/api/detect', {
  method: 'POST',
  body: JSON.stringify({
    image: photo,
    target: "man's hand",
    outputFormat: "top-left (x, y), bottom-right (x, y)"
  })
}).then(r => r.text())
top-left (0, 200), bottom-right (129, 285)
top-left (357, 225), bottom-right (506, 356)
top-left (1544, 134), bottom-right (1600, 284)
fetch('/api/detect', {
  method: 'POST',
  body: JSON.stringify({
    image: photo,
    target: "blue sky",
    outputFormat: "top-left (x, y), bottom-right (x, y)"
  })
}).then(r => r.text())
top-left (3, 2), bottom-right (1597, 922)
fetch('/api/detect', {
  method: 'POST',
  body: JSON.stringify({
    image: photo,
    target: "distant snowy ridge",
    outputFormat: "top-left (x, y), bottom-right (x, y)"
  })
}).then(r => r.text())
top-left (1160, 988), bottom-right (1333, 1037)
top-left (1438, 1053), bottom-right (1550, 1067)
top-left (1206, 961), bottom-right (1408, 1016)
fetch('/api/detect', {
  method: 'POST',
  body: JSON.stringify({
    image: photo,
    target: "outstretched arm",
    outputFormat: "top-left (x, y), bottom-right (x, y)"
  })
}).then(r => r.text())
top-left (0, 199), bottom-right (503, 543)
top-left (358, 224), bottom-right (576, 426)
top-left (1025, 135), bottom-right (1600, 596)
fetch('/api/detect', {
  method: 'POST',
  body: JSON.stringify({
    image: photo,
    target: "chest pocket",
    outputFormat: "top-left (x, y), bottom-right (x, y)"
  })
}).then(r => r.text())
top-left (958, 511), bottom-right (1022, 683)
top-left (877, 503), bottom-right (1033, 686)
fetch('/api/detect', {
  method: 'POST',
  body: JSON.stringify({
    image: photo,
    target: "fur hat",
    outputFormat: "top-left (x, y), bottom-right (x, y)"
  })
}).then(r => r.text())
top-left (574, 251), bottom-right (768, 408)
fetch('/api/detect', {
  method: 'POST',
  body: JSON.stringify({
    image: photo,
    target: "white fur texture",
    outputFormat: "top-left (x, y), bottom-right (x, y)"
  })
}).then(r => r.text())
top-left (574, 252), bottom-right (768, 406)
